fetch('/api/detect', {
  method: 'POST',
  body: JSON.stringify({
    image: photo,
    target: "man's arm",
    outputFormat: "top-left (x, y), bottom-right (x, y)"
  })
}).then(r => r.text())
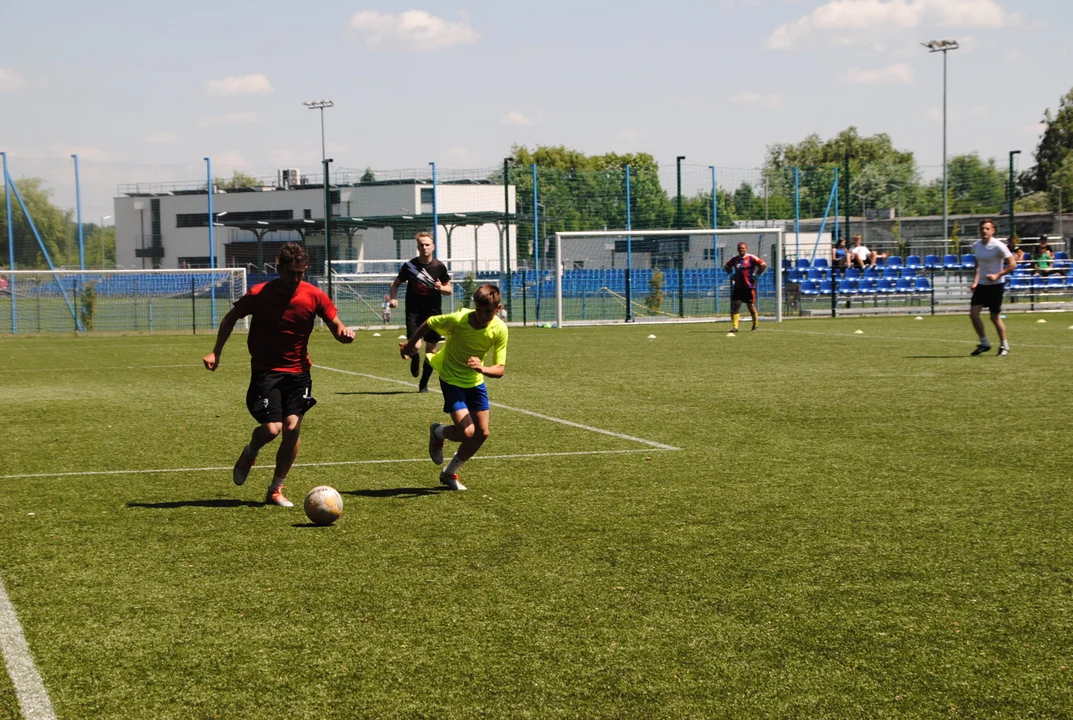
top-left (971, 258), bottom-right (981, 290)
top-left (755, 258), bottom-right (768, 276)
top-left (987, 254), bottom-right (1016, 282)
top-left (435, 279), bottom-right (453, 295)
top-left (466, 357), bottom-right (505, 379)
top-left (387, 277), bottom-right (402, 307)
top-left (327, 315), bottom-right (355, 344)
top-left (202, 307), bottom-right (243, 371)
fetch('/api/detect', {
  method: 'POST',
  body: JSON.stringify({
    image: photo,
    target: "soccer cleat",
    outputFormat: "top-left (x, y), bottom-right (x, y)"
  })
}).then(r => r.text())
top-left (997, 346), bottom-right (1009, 356)
top-left (410, 354), bottom-right (420, 378)
top-left (428, 423), bottom-right (444, 465)
top-left (729, 327), bottom-right (739, 334)
top-left (233, 446), bottom-right (255, 486)
top-left (751, 326), bottom-right (758, 332)
top-left (418, 385), bottom-right (430, 393)
top-left (970, 344), bottom-right (991, 356)
top-left (264, 486), bottom-right (294, 507)
top-left (439, 473), bottom-right (467, 491)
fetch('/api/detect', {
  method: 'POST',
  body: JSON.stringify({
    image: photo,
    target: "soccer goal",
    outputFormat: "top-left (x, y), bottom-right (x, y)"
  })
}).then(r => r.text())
top-left (0, 268), bottom-right (246, 335)
top-left (544, 228), bottom-right (785, 327)
top-left (331, 271), bottom-right (502, 328)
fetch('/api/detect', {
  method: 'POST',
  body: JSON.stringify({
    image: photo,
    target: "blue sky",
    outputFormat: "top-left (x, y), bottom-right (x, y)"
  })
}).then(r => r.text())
top-left (1, 0), bottom-right (1069, 220)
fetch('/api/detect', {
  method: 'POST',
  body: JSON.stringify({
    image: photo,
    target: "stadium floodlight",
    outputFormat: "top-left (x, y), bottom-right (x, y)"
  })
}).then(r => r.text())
top-left (922, 39), bottom-right (959, 252)
top-left (303, 99), bottom-right (334, 161)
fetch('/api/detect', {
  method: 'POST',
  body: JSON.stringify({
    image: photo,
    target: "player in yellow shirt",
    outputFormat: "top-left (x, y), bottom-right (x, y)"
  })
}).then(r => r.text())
top-left (399, 284), bottom-right (508, 490)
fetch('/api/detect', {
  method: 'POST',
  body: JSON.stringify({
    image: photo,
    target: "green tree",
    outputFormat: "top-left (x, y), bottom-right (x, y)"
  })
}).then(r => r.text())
top-left (0, 177), bottom-right (71, 268)
top-left (1025, 87), bottom-right (1073, 196)
top-left (361, 167), bottom-right (376, 183)
top-left (214, 170), bottom-right (262, 190)
top-left (945, 153), bottom-right (1005, 215)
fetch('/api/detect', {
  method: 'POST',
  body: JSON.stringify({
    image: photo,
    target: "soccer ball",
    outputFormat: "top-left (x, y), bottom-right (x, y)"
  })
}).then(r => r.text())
top-left (304, 485), bottom-right (343, 526)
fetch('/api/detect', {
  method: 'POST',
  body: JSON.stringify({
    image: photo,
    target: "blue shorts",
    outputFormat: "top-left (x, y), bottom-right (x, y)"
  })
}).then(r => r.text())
top-left (441, 380), bottom-right (490, 415)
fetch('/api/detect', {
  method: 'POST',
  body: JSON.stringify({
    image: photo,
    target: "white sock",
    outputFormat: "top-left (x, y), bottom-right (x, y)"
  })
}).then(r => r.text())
top-left (444, 455), bottom-right (465, 476)
top-left (433, 424), bottom-right (446, 441)
top-left (270, 476), bottom-right (286, 490)
top-left (1000, 339), bottom-right (1009, 348)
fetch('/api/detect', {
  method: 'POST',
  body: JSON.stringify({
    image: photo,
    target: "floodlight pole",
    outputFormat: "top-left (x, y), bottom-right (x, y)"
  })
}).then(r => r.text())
top-left (323, 157), bottom-right (334, 302)
top-left (101, 215), bottom-right (111, 269)
top-left (72, 154), bottom-right (85, 270)
top-left (205, 157), bottom-right (217, 327)
top-left (923, 40), bottom-right (959, 253)
top-left (675, 156), bottom-right (686, 229)
top-left (304, 100), bottom-right (334, 161)
top-left (1009, 150), bottom-right (1021, 242)
top-left (3, 151), bottom-right (16, 334)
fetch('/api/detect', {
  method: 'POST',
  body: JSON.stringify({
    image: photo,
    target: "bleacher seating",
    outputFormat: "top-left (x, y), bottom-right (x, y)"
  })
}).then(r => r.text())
top-left (887, 256), bottom-right (904, 271)
top-left (961, 254), bottom-right (975, 269)
top-left (943, 254), bottom-right (962, 270)
top-left (924, 254), bottom-right (943, 270)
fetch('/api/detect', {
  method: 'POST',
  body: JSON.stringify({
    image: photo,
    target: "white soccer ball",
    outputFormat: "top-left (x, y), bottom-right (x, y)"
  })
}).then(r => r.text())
top-left (304, 485), bottom-right (343, 526)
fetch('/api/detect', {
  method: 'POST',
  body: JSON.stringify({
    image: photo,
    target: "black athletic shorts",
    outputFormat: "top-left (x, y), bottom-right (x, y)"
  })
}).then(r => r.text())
top-left (246, 370), bottom-right (316, 423)
top-left (731, 285), bottom-right (758, 305)
top-left (407, 312), bottom-right (443, 344)
top-left (970, 283), bottom-right (1005, 314)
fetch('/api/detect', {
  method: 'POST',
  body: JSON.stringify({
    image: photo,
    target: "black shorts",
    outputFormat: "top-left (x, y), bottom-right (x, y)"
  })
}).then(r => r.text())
top-left (407, 311), bottom-right (443, 344)
top-left (731, 285), bottom-right (757, 305)
top-left (246, 370), bottom-right (316, 423)
top-left (971, 283), bottom-right (1005, 314)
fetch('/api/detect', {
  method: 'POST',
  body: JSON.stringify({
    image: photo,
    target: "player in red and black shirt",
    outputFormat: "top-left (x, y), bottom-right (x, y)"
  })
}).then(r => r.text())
top-left (724, 242), bottom-right (767, 332)
top-left (387, 232), bottom-right (453, 392)
top-left (203, 242), bottom-right (354, 507)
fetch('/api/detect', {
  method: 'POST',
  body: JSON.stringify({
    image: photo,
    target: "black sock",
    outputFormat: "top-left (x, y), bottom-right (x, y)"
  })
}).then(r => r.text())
top-left (420, 361), bottom-right (434, 387)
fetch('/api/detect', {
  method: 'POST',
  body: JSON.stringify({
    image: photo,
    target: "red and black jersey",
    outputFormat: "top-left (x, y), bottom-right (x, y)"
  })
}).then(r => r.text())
top-left (725, 254), bottom-right (764, 290)
top-left (394, 257), bottom-right (450, 316)
top-left (231, 280), bottom-right (338, 373)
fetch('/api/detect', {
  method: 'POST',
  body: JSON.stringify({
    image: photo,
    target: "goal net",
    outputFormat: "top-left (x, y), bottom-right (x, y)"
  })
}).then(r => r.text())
top-left (539, 228), bottom-right (785, 326)
top-left (0, 268), bottom-right (247, 335)
top-left (331, 271), bottom-right (501, 328)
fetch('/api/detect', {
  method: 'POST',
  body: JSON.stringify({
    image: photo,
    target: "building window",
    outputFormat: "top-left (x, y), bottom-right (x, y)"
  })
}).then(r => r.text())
top-left (304, 209), bottom-right (312, 219)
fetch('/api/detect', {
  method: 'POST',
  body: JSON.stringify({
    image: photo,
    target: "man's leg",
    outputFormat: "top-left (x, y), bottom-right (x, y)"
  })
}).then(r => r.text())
top-left (441, 409), bottom-right (490, 490)
top-left (410, 338), bottom-right (422, 378)
top-left (746, 301), bottom-right (759, 330)
top-left (419, 340), bottom-right (437, 391)
top-left (969, 305), bottom-right (990, 355)
top-left (730, 299), bottom-right (742, 331)
top-left (266, 414), bottom-right (303, 506)
top-left (990, 310), bottom-right (1008, 351)
top-left (234, 422), bottom-right (281, 486)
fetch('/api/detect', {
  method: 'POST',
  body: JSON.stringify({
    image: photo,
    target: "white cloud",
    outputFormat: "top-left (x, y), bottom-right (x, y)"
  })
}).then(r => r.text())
top-left (731, 91), bottom-right (762, 104)
top-left (0, 68), bottom-right (26, 91)
top-left (199, 112), bottom-right (260, 128)
top-left (616, 129), bottom-right (641, 140)
top-left (840, 62), bottom-right (914, 84)
top-left (766, 93), bottom-right (782, 108)
top-left (502, 110), bottom-right (540, 126)
top-left (144, 132), bottom-right (179, 144)
top-left (446, 146), bottom-right (472, 162)
top-left (768, 0), bottom-right (1009, 49)
top-left (203, 74), bottom-right (274, 96)
top-left (212, 151), bottom-right (250, 168)
top-left (349, 10), bottom-right (479, 51)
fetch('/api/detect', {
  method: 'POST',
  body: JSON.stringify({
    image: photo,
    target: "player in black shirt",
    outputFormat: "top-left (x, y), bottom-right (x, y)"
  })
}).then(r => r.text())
top-left (388, 232), bottom-right (453, 391)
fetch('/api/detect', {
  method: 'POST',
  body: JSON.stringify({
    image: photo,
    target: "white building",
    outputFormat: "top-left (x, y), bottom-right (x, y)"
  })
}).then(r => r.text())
top-left (114, 172), bottom-right (518, 273)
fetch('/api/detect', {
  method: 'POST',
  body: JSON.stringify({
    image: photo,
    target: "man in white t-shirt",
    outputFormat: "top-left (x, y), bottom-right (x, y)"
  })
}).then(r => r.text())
top-left (969, 218), bottom-right (1016, 356)
top-left (848, 234), bottom-right (888, 269)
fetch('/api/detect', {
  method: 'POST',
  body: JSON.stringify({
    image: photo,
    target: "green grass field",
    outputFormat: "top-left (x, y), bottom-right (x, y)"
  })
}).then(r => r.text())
top-left (2, 314), bottom-right (1073, 718)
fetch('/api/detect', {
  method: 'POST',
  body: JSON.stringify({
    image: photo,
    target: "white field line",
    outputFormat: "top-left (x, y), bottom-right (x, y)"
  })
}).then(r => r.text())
top-left (315, 364), bottom-right (681, 451)
top-left (0, 364), bottom-right (195, 374)
top-left (777, 328), bottom-right (1073, 351)
top-left (0, 448), bottom-right (671, 481)
top-left (0, 576), bottom-right (57, 720)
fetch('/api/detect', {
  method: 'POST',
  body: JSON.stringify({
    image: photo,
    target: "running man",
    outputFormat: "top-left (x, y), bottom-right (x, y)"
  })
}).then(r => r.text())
top-left (387, 231), bottom-right (453, 392)
top-left (969, 218), bottom-right (1015, 357)
top-left (724, 242), bottom-right (768, 332)
top-left (399, 283), bottom-right (508, 491)
top-left (202, 242), bottom-right (354, 506)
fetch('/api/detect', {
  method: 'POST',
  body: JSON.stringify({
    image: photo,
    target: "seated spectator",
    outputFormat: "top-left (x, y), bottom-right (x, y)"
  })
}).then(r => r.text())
top-left (1008, 239), bottom-right (1025, 263)
top-left (832, 239), bottom-right (848, 270)
top-left (848, 234), bottom-right (888, 269)
top-left (1034, 237), bottom-right (1059, 276)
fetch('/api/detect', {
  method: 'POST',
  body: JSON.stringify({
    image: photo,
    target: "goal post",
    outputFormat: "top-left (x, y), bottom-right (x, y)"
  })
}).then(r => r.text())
top-left (550, 227), bottom-right (784, 327)
top-left (0, 268), bottom-right (246, 335)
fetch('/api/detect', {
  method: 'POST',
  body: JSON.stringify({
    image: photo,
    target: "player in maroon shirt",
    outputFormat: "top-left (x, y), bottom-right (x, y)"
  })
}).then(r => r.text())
top-left (724, 242), bottom-right (767, 332)
top-left (203, 243), bottom-right (354, 507)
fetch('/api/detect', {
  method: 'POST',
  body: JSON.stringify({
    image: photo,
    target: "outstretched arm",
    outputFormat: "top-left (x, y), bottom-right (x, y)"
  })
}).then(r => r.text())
top-left (387, 277), bottom-right (402, 308)
top-left (400, 321), bottom-right (430, 359)
top-left (202, 307), bottom-right (242, 371)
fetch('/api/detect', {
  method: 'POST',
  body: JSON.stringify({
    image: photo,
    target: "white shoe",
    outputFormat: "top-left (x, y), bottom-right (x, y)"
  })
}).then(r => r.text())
top-left (265, 486), bottom-right (294, 507)
top-left (439, 473), bottom-right (467, 491)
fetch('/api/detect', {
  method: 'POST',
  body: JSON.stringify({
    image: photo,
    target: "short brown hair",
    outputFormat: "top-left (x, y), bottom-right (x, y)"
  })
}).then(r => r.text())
top-left (277, 242), bottom-right (308, 267)
top-left (979, 218), bottom-right (996, 231)
top-left (474, 283), bottom-right (501, 308)
top-left (415, 231), bottom-right (434, 242)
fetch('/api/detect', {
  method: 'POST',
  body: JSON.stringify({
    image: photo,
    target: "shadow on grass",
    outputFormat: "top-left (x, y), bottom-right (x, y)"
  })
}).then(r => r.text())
top-left (335, 390), bottom-right (414, 396)
top-left (343, 487), bottom-right (443, 499)
top-left (127, 499), bottom-right (263, 509)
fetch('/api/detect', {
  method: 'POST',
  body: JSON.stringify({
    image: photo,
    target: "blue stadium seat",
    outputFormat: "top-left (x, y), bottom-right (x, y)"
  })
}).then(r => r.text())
top-left (877, 279), bottom-right (896, 294)
top-left (863, 267), bottom-right (881, 281)
top-left (1008, 276), bottom-right (1030, 291)
top-left (874, 256), bottom-right (888, 268)
top-left (839, 279), bottom-right (860, 295)
top-left (819, 280), bottom-right (833, 294)
top-left (943, 254), bottom-right (962, 270)
top-left (1031, 276), bottom-right (1048, 289)
top-left (881, 267), bottom-right (901, 280)
top-left (858, 278), bottom-right (878, 295)
top-left (895, 278), bottom-right (913, 293)
top-left (1047, 275), bottom-right (1067, 289)
top-left (905, 255), bottom-right (923, 270)
top-left (961, 254), bottom-right (976, 269)
top-left (844, 267), bottom-right (861, 280)
top-left (807, 268), bottom-right (826, 282)
top-left (1055, 251), bottom-right (1069, 260)
top-left (901, 267), bottom-right (919, 280)
top-left (914, 277), bottom-right (932, 293)
top-left (799, 280), bottom-right (821, 296)
top-left (924, 254), bottom-right (943, 270)
top-left (812, 257), bottom-right (831, 271)
top-left (795, 258), bottom-right (811, 272)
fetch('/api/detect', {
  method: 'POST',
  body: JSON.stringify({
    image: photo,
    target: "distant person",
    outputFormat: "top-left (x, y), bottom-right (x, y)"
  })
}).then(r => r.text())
top-left (724, 242), bottom-right (767, 332)
top-left (388, 232), bottom-right (453, 392)
top-left (969, 218), bottom-right (1015, 357)
top-left (1034, 237), bottom-right (1057, 276)
top-left (202, 242), bottom-right (355, 507)
top-left (832, 239), bottom-right (848, 270)
top-left (848, 234), bottom-right (888, 270)
top-left (1008, 238), bottom-right (1025, 264)
top-left (399, 284), bottom-right (508, 491)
